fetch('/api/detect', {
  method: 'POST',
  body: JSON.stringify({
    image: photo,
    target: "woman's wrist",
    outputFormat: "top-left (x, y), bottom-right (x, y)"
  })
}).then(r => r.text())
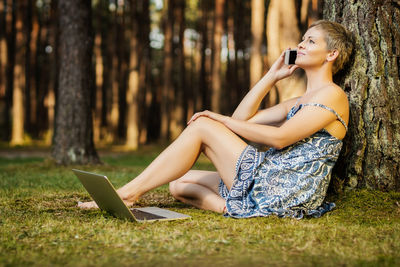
top-left (222, 116), bottom-right (232, 127)
top-left (264, 71), bottom-right (278, 84)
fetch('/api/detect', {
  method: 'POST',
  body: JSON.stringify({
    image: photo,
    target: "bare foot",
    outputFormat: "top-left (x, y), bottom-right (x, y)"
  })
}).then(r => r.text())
top-left (77, 199), bottom-right (134, 209)
top-left (118, 190), bottom-right (140, 207)
top-left (77, 201), bottom-right (99, 209)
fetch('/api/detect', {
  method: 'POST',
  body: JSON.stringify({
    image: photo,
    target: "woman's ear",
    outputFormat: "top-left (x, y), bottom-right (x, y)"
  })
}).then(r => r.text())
top-left (326, 49), bottom-right (339, 62)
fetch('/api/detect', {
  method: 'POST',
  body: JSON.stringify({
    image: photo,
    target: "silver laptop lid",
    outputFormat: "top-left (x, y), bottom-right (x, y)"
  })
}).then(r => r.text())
top-left (72, 169), bottom-right (136, 221)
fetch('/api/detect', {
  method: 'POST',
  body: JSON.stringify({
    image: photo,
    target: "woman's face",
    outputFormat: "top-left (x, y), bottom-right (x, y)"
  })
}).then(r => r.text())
top-left (295, 26), bottom-right (331, 70)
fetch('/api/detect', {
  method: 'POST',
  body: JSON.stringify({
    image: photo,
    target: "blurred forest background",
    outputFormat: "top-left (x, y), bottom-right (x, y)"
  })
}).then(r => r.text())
top-left (1, 0), bottom-right (399, 190)
top-left (0, 0), bottom-right (323, 148)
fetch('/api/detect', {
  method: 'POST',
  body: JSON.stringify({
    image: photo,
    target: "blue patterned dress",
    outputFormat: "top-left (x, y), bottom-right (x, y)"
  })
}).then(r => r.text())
top-left (219, 102), bottom-right (348, 219)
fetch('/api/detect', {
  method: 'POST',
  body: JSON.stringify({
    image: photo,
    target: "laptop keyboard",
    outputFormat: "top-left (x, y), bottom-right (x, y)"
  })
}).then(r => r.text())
top-left (130, 208), bottom-right (166, 220)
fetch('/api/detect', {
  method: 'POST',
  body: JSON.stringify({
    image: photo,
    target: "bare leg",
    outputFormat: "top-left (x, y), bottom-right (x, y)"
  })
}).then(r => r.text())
top-left (79, 117), bottom-right (246, 209)
top-left (169, 170), bottom-right (225, 213)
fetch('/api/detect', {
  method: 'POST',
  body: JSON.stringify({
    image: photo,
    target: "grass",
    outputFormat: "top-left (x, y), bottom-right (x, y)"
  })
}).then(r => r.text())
top-left (1, 148), bottom-right (400, 266)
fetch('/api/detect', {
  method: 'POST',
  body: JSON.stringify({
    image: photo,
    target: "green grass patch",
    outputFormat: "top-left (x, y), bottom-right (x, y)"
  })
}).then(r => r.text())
top-left (1, 151), bottom-right (399, 266)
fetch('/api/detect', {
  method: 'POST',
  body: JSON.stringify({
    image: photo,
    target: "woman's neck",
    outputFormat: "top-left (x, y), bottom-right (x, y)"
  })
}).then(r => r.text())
top-left (304, 66), bottom-right (334, 93)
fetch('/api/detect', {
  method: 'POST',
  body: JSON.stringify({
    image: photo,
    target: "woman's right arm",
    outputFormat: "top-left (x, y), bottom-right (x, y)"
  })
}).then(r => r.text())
top-left (231, 72), bottom-right (277, 121)
top-left (232, 49), bottom-right (299, 122)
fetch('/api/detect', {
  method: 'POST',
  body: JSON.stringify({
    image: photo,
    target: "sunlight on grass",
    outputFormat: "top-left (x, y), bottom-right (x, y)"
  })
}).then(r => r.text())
top-left (1, 151), bottom-right (399, 266)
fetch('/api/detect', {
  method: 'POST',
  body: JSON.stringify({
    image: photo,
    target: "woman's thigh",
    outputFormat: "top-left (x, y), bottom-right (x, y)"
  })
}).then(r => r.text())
top-left (189, 117), bottom-right (247, 190)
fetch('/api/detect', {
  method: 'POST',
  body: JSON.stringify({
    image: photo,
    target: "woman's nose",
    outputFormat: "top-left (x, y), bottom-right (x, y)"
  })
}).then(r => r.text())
top-left (297, 40), bottom-right (305, 49)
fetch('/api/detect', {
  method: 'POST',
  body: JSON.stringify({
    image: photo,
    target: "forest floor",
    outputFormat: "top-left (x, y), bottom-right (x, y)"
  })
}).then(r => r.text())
top-left (1, 147), bottom-right (400, 266)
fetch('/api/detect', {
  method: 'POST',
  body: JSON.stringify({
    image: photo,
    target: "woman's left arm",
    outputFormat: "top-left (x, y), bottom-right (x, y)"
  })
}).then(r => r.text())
top-left (188, 88), bottom-right (345, 149)
top-left (227, 107), bottom-right (338, 149)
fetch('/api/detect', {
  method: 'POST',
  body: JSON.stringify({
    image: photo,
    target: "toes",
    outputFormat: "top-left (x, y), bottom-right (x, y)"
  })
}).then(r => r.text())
top-left (77, 201), bottom-right (98, 209)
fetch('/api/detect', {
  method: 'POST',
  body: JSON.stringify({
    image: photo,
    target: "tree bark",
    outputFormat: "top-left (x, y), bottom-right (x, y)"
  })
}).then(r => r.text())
top-left (52, 0), bottom-right (100, 165)
top-left (324, 0), bottom-right (400, 191)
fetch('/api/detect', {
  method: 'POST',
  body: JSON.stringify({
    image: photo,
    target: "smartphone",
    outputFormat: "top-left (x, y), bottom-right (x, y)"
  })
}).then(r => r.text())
top-left (284, 49), bottom-right (297, 65)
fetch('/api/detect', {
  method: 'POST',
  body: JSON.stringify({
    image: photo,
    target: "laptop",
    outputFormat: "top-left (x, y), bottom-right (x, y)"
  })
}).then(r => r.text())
top-left (72, 169), bottom-right (190, 222)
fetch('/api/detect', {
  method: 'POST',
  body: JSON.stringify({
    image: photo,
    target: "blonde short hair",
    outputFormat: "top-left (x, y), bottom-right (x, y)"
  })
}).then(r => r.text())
top-left (309, 20), bottom-right (354, 74)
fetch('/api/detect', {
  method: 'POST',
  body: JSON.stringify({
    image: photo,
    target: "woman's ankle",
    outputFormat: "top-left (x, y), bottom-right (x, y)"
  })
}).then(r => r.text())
top-left (118, 179), bottom-right (146, 203)
top-left (119, 190), bottom-right (140, 204)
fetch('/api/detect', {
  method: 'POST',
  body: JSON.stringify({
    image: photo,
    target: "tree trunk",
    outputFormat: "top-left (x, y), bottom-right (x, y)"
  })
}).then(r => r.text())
top-left (97, 0), bottom-right (112, 141)
top-left (125, 0), bottom-right (140, 149)
top-left (28, 2), bottom-right (39, 138)
top-left (308, 0), bottom-right (324, 26)
top-left (0, 0), bottom-right (5, 95)
top-left (324, 0), bottom-right (400, 191)
top-left (250, 0), bottom-right (265, 88)
top-left (93, 32), bottom-right (103, 144)
top-left (23, 0), bottom-right (33, 136)
top-left (11, 0), bottom-right (25, 145)
top-left (35, 0), bottom-right (50, 141)
top-left (52, 0), bottom-right (100, 165)
top-left (198, 0), bottom-right (211, 112)
top-left (160, 0), bottom-right (174, 140)
top-left (4, 0), bottom-right (16, 142)
top-left (138, 0), bottom-right (151, 145)
top-left (46, 0), bottom-right (58, 144)
top-left (211, 0), bottom-right (225, 113)
top-left (0, 0), bottom-right (7, 140)
top-left (234, 0), bottom-right (251, 109)
top-left (170, 0), bottom-right (185, 139)
top-left (298, 0), bottom-right (324, 33)
top-left (117, 11), bottom-right (127, 141)
top-left (266, 0), bottom-right (305, 105)
top-left (108, 11), bottom-right (121, 142)
top-left (225, 0), bottom-right (238, 114)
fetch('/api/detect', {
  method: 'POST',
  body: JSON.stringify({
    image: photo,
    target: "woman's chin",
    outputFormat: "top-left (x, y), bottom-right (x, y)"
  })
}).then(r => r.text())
top-left (294, 60), bottom-right (304, 68)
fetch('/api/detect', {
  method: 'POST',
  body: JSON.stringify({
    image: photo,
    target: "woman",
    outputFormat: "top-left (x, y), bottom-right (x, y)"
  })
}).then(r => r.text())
top-left (79, 20), bottom-right (354, 219)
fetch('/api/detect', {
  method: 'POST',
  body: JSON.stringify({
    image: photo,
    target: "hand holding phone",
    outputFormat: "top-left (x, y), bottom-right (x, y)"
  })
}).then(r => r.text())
top-left (284, 49), bottom-right (297, 65)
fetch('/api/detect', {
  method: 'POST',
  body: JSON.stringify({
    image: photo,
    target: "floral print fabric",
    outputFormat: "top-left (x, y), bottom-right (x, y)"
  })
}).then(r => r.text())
top-left (219, 103), bottom-right (346, 219)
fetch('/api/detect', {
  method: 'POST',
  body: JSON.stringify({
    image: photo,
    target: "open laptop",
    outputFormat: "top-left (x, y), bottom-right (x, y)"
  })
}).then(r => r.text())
top-left (72, 169), bottom-right (190, 222)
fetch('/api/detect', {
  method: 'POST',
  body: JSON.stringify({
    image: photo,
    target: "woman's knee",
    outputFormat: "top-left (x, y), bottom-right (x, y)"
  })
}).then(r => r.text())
top-left (169, 180), bottom-right (177, 198)
top-left (169, 180), bottom-right (183, 200)
top-left (188, 116), bottom-right (221, 133)
top-left (186, 117), bottom-right (228, 146)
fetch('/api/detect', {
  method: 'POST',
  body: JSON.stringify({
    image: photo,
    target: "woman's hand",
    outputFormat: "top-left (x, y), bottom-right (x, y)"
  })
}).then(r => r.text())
top-left (187, 110), bottom-right (229, 125)
top-left (266, 48), bottom-right (299, 82)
